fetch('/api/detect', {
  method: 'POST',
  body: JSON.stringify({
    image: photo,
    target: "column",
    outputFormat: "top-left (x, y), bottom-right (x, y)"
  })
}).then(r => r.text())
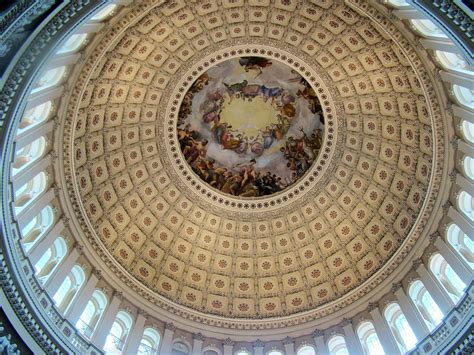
top-left (283, 336), bottom-right (295, 355)
top-left (415, 260), bottom-right (455, 314)
top-left (15, 120), bottom-right (54, 151)
top-left (159, 323), bottom-right (176, 355)
top-left (341, 320), bottom-right (364, 355)
top-left (394, 9), bottom-right (426, 19)
top-left (368, 304), bottom-right (401, 355)
top-left (434, 236), bottom-right (473, 285)
top-left (393, 283), bottom-right (430, 340)
top-left (44, 246), bottom-right (80, 295)
top-left (91, 291), bottom-right (122, 349)
top-left (223, 338), bottom-right (234, 355)
top-left (47, 53), bottom-right (81, 69)
top-left (420, 39), bottom-right (460, 54)
top-left (122, 311), bottom-right (147, 354)
top-left (312, 329), bottom-right (329, 355)
top-left (66, 270), bottom-right (100, 323)
top-left (26, 86), bottom-right (64, 109)
top-left (192, 333), bottom-right (204, 355)
top-left (253, 339), bottom-right (264, 355)
top-left (440, 70), bottom-right (473, 88)
top-left (14, 155), bottom-right (53, 194)
top-left (16, 189), bottom-right (55, 225)
top-left (74, 22), bottom-right (105, 34)
top-left (28, 219), bottom-right (65, 265)
top-left (448, 207), bottom-right (474, 240)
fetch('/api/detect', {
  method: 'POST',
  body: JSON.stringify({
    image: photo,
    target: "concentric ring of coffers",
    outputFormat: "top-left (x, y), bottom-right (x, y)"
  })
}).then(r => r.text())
top-left (62, 0), bottom-right (442, 324)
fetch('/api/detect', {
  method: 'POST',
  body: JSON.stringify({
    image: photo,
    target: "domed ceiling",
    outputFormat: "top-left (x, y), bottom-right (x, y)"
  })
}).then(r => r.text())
top-left (59, 0), bottom-right (444, 326)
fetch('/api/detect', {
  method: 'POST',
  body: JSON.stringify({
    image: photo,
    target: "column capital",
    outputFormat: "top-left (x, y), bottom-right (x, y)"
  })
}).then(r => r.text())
top-left (312, 329), bottom-right (324, 337)
top-left (429, 232), bottom-right (440, 243)
top-left (112, 289), bottom-right (123, 300)
top-left (412, 257), bottom-right (423, 270)
top-left (367, 302), bottom-right (379, 312)
top-left (223, 337), bottom-right (234, 346)
top-left (253, 339), bottom-right (264, 348)
top-left (391, 282), bottom-right (402, 293)
top-left (194, 332), bottom-right (204, 341)
top-left (166, 322), bottom-right (176, 331)
top-left (283, 336), bottom-right (294, 345)
top-left (91, 268), bottom-right (102, 279)
top-left (340, 318), bottom-right (352, 327)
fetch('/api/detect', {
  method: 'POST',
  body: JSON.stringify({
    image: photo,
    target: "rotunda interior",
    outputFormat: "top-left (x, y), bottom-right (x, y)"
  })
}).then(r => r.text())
top-left (0, 1), bottom-right (472, 355)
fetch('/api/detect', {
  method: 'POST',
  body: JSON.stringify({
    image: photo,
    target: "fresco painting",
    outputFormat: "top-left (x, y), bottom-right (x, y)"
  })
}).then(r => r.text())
top-left (177, 56), bottom-right (325, 198)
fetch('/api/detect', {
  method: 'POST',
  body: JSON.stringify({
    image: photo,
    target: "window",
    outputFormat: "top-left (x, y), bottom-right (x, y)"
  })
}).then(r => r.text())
top-left (90, 4), bottom-right (117, 21)
top-left (384, 303), bottom-right (417, 353)
top-left (18, 101), bottom-right (53, 133)
top-left (446, 223), bottom-right (474, 268)
top-left (267, 351), bottom-right (283, 355)
top-left (20, 204), bottom-right (54, 251)
top-left (461, 120), bottom-right (474, 144)
top-left (356, 321), bottom-right (385, 355)
top-left (34, 237), bottom-right (67, 283)
top-left (203, 351), bottom-right (219, 355)
top-left (297, 345), bottom-right (316, 355)
top-left (14, 171), bottom-right (48, 213)
top-left (408, 280), bottom-right (444, 331)
top-left (463, 156), bottom-right (474, 180)
top-left (171, 341), bottom-right (189, 355)
top-left (137, 328), bottom-right (160, 355)
top-left (429, 253), bottom-right (466, 302)
top-left (57, 33), bottom-right (88, 55)
top-left (31, 66), bottom-right (67, 94)
top-left (387, 0), bottom-right (411, 7)
top-left (76, 290), bottom-right (107, 339)
top-left (327, 335), bottom-right (349, 355)
top-left (436, 51), bottom-right (474, 76)
top-left (458, 190), bottom-right (474, 222)
top-left (453, 85), bottom-right (474, 110)
top-left (411, 19), bottom-right (448, 39)
top-left (13, 136), bottom-right (47, 175)
top-left (52, 265), bottom-right (85, 313)
top-left (104, 311), bottom-right (133, 354)
top-left (235, 351), bottom-right (251, 355)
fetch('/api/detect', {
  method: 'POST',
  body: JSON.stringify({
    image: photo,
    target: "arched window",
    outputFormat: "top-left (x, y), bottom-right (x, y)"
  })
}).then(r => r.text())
top-left (203, 351), bottom-right (219, 355)
top-left (18, 101), bottom-right (53, 133)
top-left (57, 33), bottom-right (88, 55)
top-left (435, 51), bottom-right (474, 76)
top-left (446, 224), bottom-right (474, 268)
top-left (408, 280), bottom-right (444, 331)
top-left (384, 303), bottom-right (417, 353)
top-left (457, 190), bottom-right (474, 222)
top-left (411, 19), bottom-right (448, 39)
top-left (90, 4), bottom-right (117, 21)
top-left (104, 311), bottom-right (133, 353)
top-left (461, 120), bottom-right (474, 144)
top-left (13, 136), bottom-right (47, 174)
top-left (34, 236), bottom-right (67, 283)
top-left (387, 0), bottom-right (410, 7)
top-left (267, 351), bottom-right (283, 355)
top-left (463, 156), bottom-right (474, 180)
top-left (137, 327), bottom-right (160, 355)
top-left (171, 341), bottom-right (189, 355)
top-left (14, 171), bottom-right (48, 213)
top-left (235, 350), bottom-right (251, 355)
top-left (429, 253), bottom-right (466, 302)
top-left (52, 265), bottom-right (85, 313)
top-left (327, 335), bottom-right (349, 355)
top-left (297, 345), bottom-right (316, 355)
top-left (356, 321), bottom-right (385, 355)
top-left (453, 85), bottom-right (474, 110)
top-left (31, 66), bottom-right (67, 94)
top-left (76, 290), bottom-right (107, 339)
top-left (20, 204), bottom-right (54, 251)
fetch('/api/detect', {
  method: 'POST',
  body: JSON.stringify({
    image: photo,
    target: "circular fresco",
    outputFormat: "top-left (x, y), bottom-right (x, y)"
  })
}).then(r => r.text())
top-left (177, 56), bottom-right (325, 198)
